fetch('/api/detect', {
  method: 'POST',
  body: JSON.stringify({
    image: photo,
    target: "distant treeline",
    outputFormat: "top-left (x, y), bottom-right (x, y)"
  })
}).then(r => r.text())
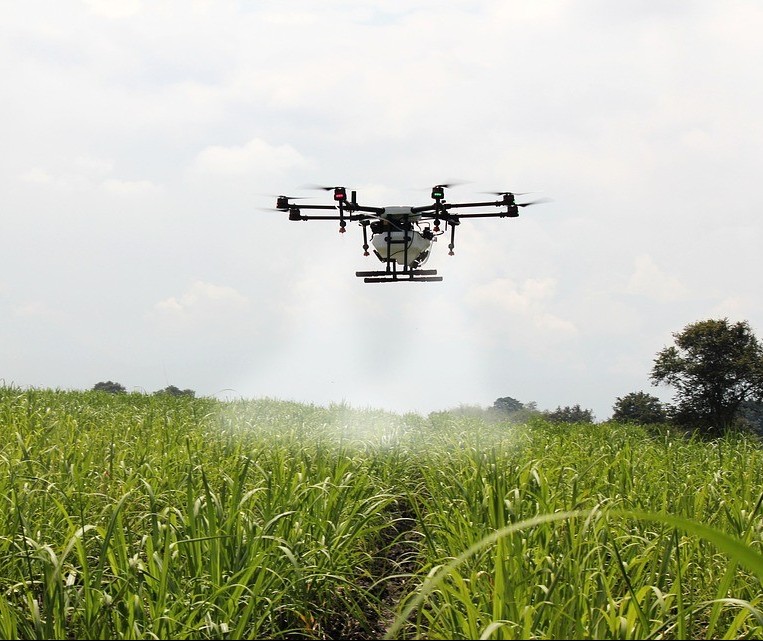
top-left (85, 317), bottom-right (763, 438)
top-left (92, 381), bottom-right (196, 398)
top-left (488, 317), bottom-right (763, 437)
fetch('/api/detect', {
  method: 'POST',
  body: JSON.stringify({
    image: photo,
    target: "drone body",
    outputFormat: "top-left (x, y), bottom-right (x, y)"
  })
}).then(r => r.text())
top-left (366, 206), bottom-right (432, 269)
top-left (274, 185), bottom-right (545, 283)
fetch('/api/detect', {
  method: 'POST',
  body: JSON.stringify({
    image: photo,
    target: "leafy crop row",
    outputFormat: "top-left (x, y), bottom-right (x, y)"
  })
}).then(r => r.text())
top-left (0, 387), bottom-right (761, 639)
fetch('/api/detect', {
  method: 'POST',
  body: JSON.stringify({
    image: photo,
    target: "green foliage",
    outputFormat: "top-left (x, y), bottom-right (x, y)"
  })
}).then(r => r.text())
top-left (1, 386), bottom-right (762, 640)
top-left (493, 396), bottom-right (524, 413)
top-left (542, 403), bottom-right (595, 423)
top-left (92, 380), bottom-right (126, 394)
top-left (738, 400), bottom-right (763, 435)
top-left (612, 391), bottom-right (667, 424)
top-left (652, 318), bottom-right (763, 435)
top-left (154, 384), bottom-right (195, 398)
top-left (489, 397), bottom-right (540, 424)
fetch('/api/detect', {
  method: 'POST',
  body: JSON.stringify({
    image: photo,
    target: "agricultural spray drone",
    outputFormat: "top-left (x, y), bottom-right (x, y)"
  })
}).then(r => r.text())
top-left (272, 184), bottom-right (547, 283)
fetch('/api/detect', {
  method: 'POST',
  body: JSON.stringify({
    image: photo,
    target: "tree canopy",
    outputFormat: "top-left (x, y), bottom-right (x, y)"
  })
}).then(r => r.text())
top-left (92, 381), bottom-right (126, 394)
top-left (542, 404), bottom-right (594, 424)
top-left (612, 391), bottom-right (666, 424)
top-left (492, 396), bottom-right (525, 414)
top-left (651, 318), bottom-right (763, 434)
top-left (154, 385), bottom-right (196, 398)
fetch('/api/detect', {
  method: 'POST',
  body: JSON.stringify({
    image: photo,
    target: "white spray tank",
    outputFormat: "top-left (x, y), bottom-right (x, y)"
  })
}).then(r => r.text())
top-left (370, 206), bottom-right (433, 268)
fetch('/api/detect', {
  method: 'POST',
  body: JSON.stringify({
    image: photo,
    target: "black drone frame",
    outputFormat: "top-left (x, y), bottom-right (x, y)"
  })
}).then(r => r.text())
top-left (275, 185), bottom-right (542, 283)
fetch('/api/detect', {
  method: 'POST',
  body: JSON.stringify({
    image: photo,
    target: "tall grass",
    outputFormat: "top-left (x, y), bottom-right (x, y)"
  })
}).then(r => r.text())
top-left (0, 390), bottom-right (402, 639)
top-left (1, 387), bottom-right (761, 639)
top-left (392, 418), bottom-right (763, 639)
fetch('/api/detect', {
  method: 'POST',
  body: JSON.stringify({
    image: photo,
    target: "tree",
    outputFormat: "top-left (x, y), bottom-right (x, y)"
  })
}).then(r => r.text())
top-left (542, 404), bottom-right (594, 424)
top-left (651, 318), bottom-right (763, 434)
top-left (490, 397), bottom-right (539, 423)
top-left (154, 385), bottom-right (196, 398)
top-left (493, 396), bottom-right (525, 414)
top-left (92, 381), bottom-right (126, 394)
top-left (737, 400), bottom-right (763, 435)
top-left (612, 391), bottom-right (666, 424)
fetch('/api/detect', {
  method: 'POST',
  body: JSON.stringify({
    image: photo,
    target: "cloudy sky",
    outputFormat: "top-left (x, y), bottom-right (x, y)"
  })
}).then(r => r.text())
top-left (2, 0), bottom-right (762, 420)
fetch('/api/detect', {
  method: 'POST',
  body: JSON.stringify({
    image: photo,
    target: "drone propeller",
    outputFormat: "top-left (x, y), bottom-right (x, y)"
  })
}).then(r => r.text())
top-left (432, 179), bottom-right (473, 192)
top-left (428, 181), bottom-right (471, 201)
top-left (260, 192), bottom-right (312, 199)
top-left (517, 197), bottom-right (552, 207)
top-left (405, 180), bottom-right (469, 192)
top-left (272, 194), bottom-right (316, 210)
top-left (481, 190), bottom-right (533, 196)
top-left (299, 183), bottom-right (344, 191)
top-left (298, 184), bottom-right (351, 206)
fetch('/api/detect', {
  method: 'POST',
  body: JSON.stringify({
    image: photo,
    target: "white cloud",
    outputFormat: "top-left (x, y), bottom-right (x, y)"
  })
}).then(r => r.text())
top-left (101, 178), bottom-right (160, 195)
top-left (469, 277), bottom-right (555, 315)
top-left (19, 167), bottom-right (90, 191)
top-left (710, 295), bottom-right (762, 322)
top-left (466, 277), bottom-right (578, 349)
top-left (81, 0), bottom-right (143, 20)
top-left (19, 168), bottom-right (55, 185)
top-left (626, 254), bottom-right (689, 302)
top-left (151, 281), bottom-right (249, 322)
top-left (12, 301), bottom-right (63, 320)
top-left (193, 138), bottom-right (308, 176)
top-left (148, 281), bottom-right (254, 343)
top-left (73, 155), bottom-right (114, 178)
top-left (17, 155), bottom-right (157, 195)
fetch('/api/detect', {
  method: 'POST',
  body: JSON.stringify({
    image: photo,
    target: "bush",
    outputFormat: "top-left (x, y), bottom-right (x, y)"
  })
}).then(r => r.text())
top-left (92, 381), bottom-right (126, 394)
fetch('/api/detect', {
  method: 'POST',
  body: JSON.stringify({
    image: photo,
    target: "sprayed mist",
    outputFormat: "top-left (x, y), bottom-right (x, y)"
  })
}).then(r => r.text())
top-left (211, 396), bottom-right (525, 458)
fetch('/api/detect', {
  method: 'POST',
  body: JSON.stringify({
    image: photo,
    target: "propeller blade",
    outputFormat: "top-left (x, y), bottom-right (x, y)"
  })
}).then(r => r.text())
top-left (517, 197), bottom-right (552, 207)
top-left (435, 179), bottom-right (471, 189)
top-left (299, 183), bottom-right (342, 191)
top-left (404, 180), bottom-right (469, 192)
top-left (259, 193), bottom-right (312, 200)
top-left (481, 191), bottom-right (533, 196)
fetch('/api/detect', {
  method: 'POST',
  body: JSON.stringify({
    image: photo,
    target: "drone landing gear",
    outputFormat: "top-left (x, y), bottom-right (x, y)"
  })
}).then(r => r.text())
top-left (355, 268), bottom-right (443, 283)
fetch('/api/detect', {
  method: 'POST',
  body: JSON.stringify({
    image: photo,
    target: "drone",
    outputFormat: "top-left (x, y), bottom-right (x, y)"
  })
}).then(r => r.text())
top-left (273, 184), bottom-right (547, 283)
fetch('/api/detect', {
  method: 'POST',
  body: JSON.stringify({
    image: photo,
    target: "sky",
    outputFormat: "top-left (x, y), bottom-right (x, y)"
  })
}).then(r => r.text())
top-left (2, 0), bottom-right (762, 420)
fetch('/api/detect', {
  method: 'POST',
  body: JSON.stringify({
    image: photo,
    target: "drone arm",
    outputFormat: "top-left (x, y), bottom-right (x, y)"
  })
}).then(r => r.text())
top-left (281, 204), bottom-right (339, 211)
top-left (443, 199), bottom-right (505, 210)
top-left (348, 204), bottom-right (386, 214)
top-left (291, 213), bottom-right (370, 221)
top-left (282, 203), bottom-right (385, 214)
top-left (293, 215), bottom-right (342, 220)
top-left (437, 211), bottom-right (517, 219)
top-left (411, 198), bottom-right (503, 214)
